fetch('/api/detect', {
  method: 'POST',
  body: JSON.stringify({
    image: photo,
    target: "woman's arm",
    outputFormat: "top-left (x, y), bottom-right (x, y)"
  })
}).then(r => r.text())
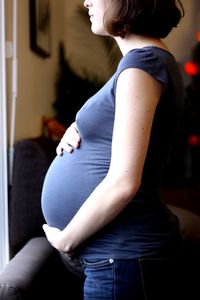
top-left (43, 68), bottom-right (162, 253)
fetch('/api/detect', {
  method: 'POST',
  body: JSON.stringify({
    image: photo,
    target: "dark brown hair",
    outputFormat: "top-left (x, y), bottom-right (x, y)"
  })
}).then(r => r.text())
top-left (104, 0), bottom-right (184, 38)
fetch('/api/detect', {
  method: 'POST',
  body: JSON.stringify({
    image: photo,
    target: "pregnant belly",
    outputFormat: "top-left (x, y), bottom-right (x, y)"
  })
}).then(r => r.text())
top-left (41, 150), bottom-right (106, 229)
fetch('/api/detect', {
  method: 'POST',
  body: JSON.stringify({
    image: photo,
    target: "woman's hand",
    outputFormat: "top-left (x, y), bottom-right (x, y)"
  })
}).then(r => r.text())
top-left (43, 224), bottom-right (72, 255)
top-left (56, 122), bottom-right (81, 156)
top-left (42, 224), bottom-right (61, 249)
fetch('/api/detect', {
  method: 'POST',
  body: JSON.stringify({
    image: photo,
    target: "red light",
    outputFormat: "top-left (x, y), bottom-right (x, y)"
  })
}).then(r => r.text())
top-left (187, 135), bottom-right (200, 147)
top-left (184, 61), bottom-right (199, 76)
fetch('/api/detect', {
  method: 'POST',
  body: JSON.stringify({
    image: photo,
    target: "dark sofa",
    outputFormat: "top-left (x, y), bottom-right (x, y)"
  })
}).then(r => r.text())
top-left (0, 136), bottom-right (200, 299)
top-left (0, 137), bottom-right (83, 300)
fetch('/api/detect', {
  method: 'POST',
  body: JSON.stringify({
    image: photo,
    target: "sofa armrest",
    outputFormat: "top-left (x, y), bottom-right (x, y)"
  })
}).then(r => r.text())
top-left (0, 237), bottom-right (78, 300)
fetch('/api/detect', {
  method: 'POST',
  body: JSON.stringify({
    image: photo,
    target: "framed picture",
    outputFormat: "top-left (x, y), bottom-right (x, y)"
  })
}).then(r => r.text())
top-left (29, 0), bottom-right (51, 58)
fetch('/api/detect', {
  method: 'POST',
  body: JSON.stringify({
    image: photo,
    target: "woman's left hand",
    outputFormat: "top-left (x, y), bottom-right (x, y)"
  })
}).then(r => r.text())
top-left (42, 224), bottom-right (67, 252)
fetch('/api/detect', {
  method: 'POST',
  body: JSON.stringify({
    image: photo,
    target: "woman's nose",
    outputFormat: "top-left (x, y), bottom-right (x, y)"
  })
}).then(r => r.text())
top-left (84, 0), bottom-right (92, 8)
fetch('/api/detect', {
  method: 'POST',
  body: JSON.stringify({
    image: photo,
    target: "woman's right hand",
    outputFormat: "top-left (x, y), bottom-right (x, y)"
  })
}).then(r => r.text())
top-left (56, 122), bottom-right (81, 155)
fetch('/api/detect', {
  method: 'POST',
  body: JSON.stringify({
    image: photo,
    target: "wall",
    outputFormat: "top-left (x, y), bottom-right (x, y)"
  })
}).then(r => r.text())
top-left (5, 0), bottom-right (200, 142)
top-left (6, 0), bottom-right (67, 142)
top-left (165, 0), bottom-right (200, 63)
top-left (164, 0), bottom-right (200, 84)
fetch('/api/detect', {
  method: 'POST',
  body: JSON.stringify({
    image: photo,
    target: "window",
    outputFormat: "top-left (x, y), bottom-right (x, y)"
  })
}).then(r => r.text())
top-left (0, 0), bottom-right (9, 271)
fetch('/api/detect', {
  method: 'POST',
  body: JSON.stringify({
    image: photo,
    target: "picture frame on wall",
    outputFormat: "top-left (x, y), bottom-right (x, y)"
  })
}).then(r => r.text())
top-left (29, 0), bottom-right (51, 58)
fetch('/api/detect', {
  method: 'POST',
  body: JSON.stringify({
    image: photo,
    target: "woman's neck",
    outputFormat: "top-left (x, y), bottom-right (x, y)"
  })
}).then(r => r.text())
top-left (114, 34), bottom-right (169, 56)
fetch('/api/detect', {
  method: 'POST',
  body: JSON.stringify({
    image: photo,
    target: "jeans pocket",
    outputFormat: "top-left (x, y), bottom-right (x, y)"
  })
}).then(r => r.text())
top-left (81, 258), bottom-right (114, 269)
top-left (81, 259), bottom-right (115, 299)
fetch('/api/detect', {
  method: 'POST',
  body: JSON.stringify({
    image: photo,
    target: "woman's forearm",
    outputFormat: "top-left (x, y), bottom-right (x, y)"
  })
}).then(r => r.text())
top-left (60, 175), bottom-right (138, 253)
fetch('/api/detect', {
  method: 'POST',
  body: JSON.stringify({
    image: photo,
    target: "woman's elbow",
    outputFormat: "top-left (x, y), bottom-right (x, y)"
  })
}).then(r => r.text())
top-left (123, 178), bottom-right (141, 200)
top-left (109, 175), bottom-right (141, 203)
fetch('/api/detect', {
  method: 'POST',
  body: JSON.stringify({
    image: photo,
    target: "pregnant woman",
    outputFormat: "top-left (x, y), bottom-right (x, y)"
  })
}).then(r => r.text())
top-left (41, 0), bottom-right (185, 299)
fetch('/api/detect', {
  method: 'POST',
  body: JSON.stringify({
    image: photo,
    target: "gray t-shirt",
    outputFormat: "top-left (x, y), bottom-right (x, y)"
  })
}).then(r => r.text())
top-left (41, 47), bottom-right (185, 258)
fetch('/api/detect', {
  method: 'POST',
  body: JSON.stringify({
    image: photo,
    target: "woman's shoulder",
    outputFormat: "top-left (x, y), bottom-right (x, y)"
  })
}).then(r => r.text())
top-left (116, 46), bottom-right (172, 87)
top-left (118, 46), bottom-right (174, 69)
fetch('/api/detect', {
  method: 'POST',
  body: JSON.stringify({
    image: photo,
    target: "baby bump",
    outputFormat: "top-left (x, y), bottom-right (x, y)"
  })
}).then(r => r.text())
top-left (41, 151), bottom-right (97, 229)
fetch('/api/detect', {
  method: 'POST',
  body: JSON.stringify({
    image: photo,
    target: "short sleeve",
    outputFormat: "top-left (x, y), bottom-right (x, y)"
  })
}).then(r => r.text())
top-left (114, 47), bottom-right (169, 92)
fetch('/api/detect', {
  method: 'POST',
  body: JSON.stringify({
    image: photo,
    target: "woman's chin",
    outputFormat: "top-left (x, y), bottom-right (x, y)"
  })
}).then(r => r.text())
top-left (91, 25), bottom-right (108, 36)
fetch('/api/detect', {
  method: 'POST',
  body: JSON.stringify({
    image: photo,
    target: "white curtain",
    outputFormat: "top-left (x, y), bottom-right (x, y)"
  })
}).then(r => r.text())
top-left (0, 0), bottom-right (10, 270)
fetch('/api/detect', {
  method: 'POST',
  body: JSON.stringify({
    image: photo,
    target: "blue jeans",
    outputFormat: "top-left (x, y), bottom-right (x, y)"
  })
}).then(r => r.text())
top-left (80, 257), bottom-right (183, 300)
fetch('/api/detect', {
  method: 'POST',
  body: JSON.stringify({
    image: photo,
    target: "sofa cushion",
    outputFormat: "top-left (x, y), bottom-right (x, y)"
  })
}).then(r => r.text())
top-left (0, 237), bottom-right (54, 300)
top-left (167, 204), bottom-right (200, 243)
top-left (0, 237), bottom-right (83, 300)
top-left (9, 137), bottom-right (57, 253)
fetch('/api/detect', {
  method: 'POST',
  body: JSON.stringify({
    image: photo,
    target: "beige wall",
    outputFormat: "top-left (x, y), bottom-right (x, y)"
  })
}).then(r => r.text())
top-left (164, 0), bottom-right (200, 84)
top-left (5, 0), bottom-right (200, 142)
top-left (6, 0), bottom-right (67, 142)
top-left (165, 0), bottom-right (200, 62)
